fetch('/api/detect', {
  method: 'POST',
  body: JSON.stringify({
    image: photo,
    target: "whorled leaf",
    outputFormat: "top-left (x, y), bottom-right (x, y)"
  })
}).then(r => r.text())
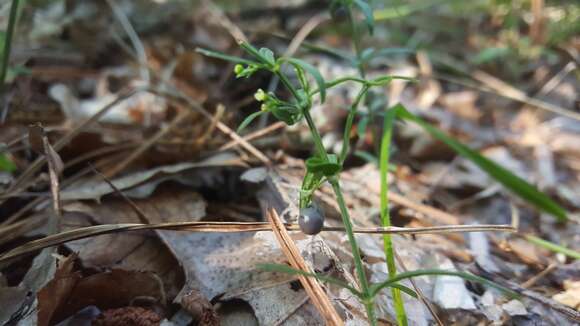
top-left (284, 57), bottom-right (327, 104)
top-left (237, 110), bottom-right (266, 133)
top-left (353, 0), bottom-right (375, 34)
top-left (305, 154), bottom-right (341, 177)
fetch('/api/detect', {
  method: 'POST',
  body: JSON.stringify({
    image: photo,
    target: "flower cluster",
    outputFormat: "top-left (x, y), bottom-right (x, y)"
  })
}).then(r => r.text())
top-left (234, 64), bottom-right (259, 78)
top-left (253, 88), bottom-right (302, 125)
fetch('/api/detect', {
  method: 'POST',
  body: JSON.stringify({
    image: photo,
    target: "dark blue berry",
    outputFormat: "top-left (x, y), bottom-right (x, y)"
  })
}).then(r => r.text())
top-left (299, 205), bottom-right (324, 235)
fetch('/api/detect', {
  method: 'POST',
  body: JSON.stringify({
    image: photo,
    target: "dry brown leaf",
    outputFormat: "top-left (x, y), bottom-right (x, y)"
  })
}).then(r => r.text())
top-left (37, 254), bottom-right (80, 326)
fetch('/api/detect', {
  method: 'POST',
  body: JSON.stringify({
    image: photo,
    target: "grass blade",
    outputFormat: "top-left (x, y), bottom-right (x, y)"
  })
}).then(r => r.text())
top-left (380, 107), bottom-right (407, 325)
top-left (394, 104), bottom-right (567, 222)
top-left (524, 235), bottom-right (580, 260)
top-left (390, 284), bottom-right (418, 299)
top-left (370, 269), bottom-right (519, 299)
top-left (0, 0), bottom-right (21, 94)
top-left (258, 263), bottom-right (362, 297)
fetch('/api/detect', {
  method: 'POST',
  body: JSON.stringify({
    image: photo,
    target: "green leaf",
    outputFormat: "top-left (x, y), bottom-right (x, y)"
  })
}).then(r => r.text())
top-left (259, 47), bottom-right (276, 66)
top-left (305, 155), bottom-right (341, 176)
top-left (258, 263), bottom-right (363, 298)
top-left (240, 42), bottom-right (268, 64)
top-left (299, 170), bottom-right (324, 209)
top-left (285, 58), bottom-right (327, 104)
top-left (473, 47), bottom-right (510, 65)
top-left (379, 106), bottom-right (406, 323)
top-left (359, 47), bottom-right (413, 65)
top-left (237, 111), bottom-right (265, 133)
top-left (0, 153), bottom-right (16, 172)
top-left (369, 269), bottom-right (520, 299)
top-left (195, 47), bottom-right (257, 65)
top-left (270, 104), bottom-right (302, 125)
top-left (389, 284), bottom-right (418, 299)
top-left (353, 0), bottom-right (375, 34)
top-left (393, 104), bottom-right (567, 222)
top-left (357, 116), bottom-right (369, 140)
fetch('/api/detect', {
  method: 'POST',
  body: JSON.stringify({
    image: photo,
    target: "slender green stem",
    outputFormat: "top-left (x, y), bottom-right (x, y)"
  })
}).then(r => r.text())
top-left (299, 83), bottom-right (375, 322)
top-left (340, 85), bottom-right (369, 163)
top-left (0, 0), bottom-right (20, 95)
top-left (273, 38), bottom-right (379, 325)
top-left (309, 75), bottom-right (414, 97)
top-left (524, 235), bottom-right (580, 260)
top-left (303, 111), bottom-right (328, 157)
top-left (380, 109), bottom-right (407, 325)
top-left (276, 71), bottom-right (328, 158)
top-left (276, 72), bottom-right (301, 100)
top-left (363, 298), bottom-right (378, 326)
top-left (345, 2), bottom-right (408, 324)
top-left (329, 176), bottom-right (375, 325)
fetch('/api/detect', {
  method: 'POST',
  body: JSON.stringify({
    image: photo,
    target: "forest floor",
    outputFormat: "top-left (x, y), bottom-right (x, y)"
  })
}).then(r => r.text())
top-left (0, 1), bottom-right (579, 325)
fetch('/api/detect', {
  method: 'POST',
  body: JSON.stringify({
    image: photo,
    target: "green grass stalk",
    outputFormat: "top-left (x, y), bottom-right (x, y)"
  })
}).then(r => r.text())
top-left (0, 0), bottom-right (20, 94)
top-left (379, 109), bottom-right (407, 325)
top-left (344, 2), bottom-right (408, 324)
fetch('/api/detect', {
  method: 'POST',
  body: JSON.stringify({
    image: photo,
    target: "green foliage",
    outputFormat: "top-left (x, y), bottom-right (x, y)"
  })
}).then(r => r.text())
top-left (525, 235), bottom-right (580, 260)
top-left (369, 268), bottom-right (520, 299)
top-left (305, 154), bottom-right (341, 176)
top-left (284, 58), bottom-right (327, 103)
top-left (0, 0), bottom-right (22, 92)
top-left (379, 107), bottom-right (406, 325)
top-left (258, 263), bottom-right (519, 305)
top-left (237, 110), bottom-right (265, 133)
top-left (197, 2), bottom-right (570, 320)
top-left (353, 0), bottom-right (375, 34)
top-left (0, 153), bottom-right (16, 172)
top-left (392, 104), bottom-right (567, 222)
top-left (198, 38), bottom-right (567, 324)
top-left (299, 169), bottom-right (324, 209)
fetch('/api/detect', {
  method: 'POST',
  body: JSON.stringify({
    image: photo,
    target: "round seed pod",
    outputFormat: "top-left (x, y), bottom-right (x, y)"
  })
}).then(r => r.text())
top-left (299, 205), bottom-right (324, 235)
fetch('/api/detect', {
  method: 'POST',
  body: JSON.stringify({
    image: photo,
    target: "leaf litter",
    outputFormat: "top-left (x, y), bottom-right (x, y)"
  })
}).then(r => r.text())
top-left (1, 0), bottom-right (580, 325)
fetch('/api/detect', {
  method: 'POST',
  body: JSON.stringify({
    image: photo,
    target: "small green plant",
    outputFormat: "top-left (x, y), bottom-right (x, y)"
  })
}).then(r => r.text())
top-left (198, 2), bottom-right (567, 325)
top-left (199, 41), bottom-right (411, 322)
top-left (0, 0), bottom-right (22, 94)
top-left (197, 40), bottom-right (564, 324)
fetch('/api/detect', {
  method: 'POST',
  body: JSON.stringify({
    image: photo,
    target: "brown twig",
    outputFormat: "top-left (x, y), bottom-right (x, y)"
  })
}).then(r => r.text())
top-left (0, 221), bottom-right (515, 263)
top-left (104, 108), bottom-right (192, 178)
top-left (266, 208), bottom-right (344, 326)
top-left (219, 121), bottom-right (285, 151)
top-left (153, 89), bottom-right (271, 165)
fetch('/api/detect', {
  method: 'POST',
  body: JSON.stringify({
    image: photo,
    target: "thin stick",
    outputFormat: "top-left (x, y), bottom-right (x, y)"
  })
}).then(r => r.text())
top-left (104, 109), bottom-right (191, 178)
top-left (266, 208), bottom-right (343, 326)
top-left (105, 0), bottom-right (149, 83)
top-left (472, 70), bottom-right (580, 121)
top-left (0, 222), bottom-right (515, 263)
top-left (521, 263), bottom-right (557, 289)
top-left (154, 89), bottom-right (271, 165)
top-left (219, 121), bottom-right (285, 151)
